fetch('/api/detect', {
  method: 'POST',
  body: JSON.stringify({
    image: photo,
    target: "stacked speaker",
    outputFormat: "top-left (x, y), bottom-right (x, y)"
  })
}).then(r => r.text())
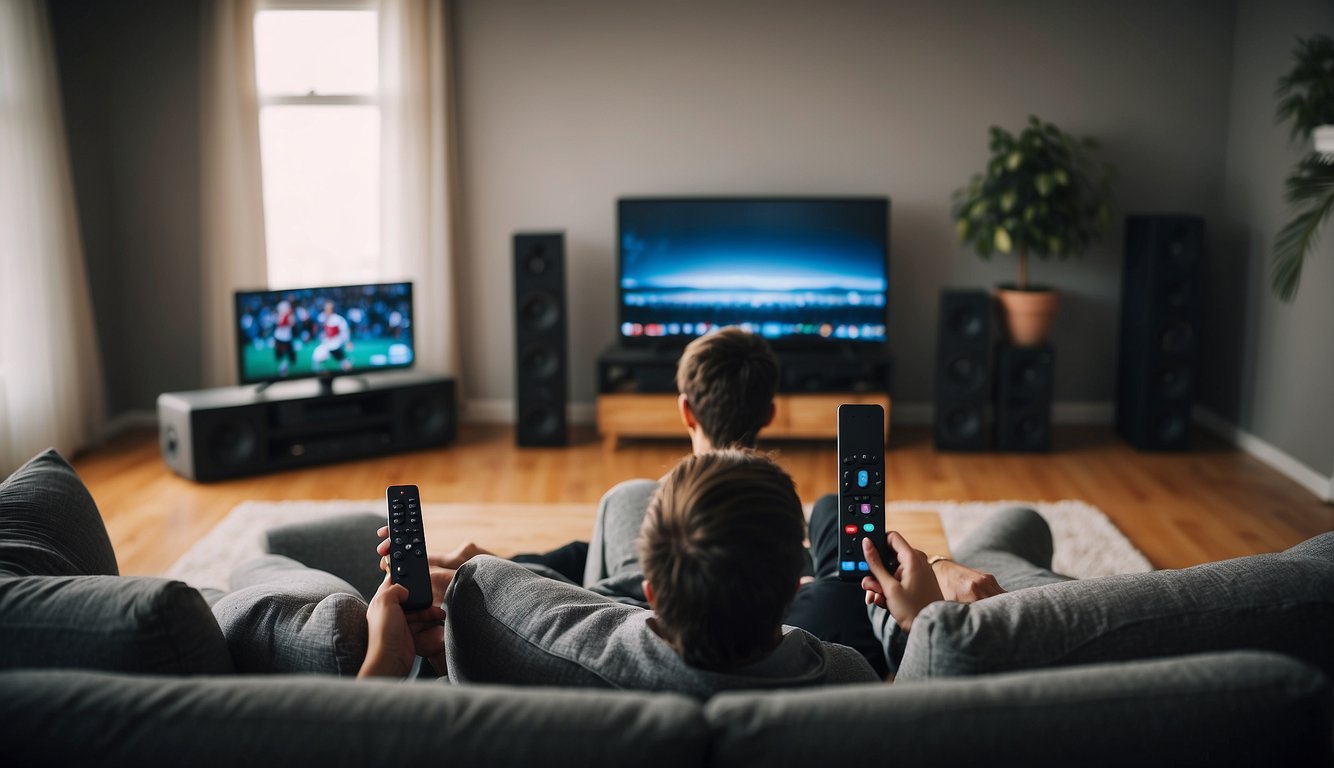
top-left (934, 289), bottom-right (1054, 452)
top-left (934, 290), bottom-right (993, 450)
top-left (994, 344), bottom-right (1054, 452)
top-left (513, 232), bottom-right (568, 446)
top-left (1116, 215), bottom-right (1203, 450)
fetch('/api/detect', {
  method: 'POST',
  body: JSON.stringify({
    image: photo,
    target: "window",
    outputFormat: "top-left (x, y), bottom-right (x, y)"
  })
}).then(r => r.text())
top-left (254, 6), bottom-right (379, 288)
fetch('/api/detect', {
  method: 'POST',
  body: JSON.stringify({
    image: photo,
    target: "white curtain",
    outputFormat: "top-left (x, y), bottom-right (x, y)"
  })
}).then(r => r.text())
top-left (379, 0), bottom-right (461, 377)
top-left (199, 0), bottom-right (268, 387)
top-left (0, 0), bottom-right (107, 473)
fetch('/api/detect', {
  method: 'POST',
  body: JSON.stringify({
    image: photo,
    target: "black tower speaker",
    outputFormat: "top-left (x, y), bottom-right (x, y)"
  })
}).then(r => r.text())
top-left (934, 289), bottom-right (993, 450)
top-left (995, 343), bottom-right (1053, 452)
top-left (513, 232), bottom-right (568, 446)
top-left (1116, 215), bottom-right (1203, 450)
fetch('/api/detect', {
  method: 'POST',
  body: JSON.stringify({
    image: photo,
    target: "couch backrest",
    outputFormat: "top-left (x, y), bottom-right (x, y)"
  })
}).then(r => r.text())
top-left (1, 651), bottom-right (1327, 767)
top-left (706, 651), bottom-right (1332, 767)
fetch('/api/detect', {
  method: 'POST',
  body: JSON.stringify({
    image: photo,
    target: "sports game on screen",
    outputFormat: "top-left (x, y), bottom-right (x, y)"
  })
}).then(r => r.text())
top-left (234, 282), bottom-right (414, 384)
top-left (618, 198), bottom-right (889, 344)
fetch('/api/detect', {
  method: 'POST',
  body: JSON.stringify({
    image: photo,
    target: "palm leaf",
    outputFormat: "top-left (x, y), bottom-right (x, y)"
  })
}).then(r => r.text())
top-left (1271, 169), bottom-right (1334, 301)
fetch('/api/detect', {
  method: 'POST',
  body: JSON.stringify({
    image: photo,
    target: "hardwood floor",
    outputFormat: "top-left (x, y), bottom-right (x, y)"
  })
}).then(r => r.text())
top-left (73, 424), bottom-right (1332, 577)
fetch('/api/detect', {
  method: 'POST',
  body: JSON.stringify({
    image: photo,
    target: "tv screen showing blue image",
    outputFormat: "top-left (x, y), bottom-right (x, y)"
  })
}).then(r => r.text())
top-left (234, 281), bottom-right (414, 384)
top-left (618, 198), bottom-right (889, 345)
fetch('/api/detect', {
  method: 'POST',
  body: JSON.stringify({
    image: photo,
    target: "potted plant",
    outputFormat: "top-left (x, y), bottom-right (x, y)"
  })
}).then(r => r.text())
top-left (951, 116), bottom-right (1114, 345)
top-left (1272, 34), bottom-right (1334, 302)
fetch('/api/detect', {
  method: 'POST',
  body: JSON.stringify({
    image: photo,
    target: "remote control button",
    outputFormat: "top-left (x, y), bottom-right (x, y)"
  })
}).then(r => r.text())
top-left (404, 543), bottom-right (412, 551)
top-left (863, 523), bottom-right (875, 532)
top-left (415, 550), bottom-right (424, 557)
top-left (844, 524), bottom-right (857, 534)
top-left (393, 537), bottom-right (403, 545)
top-left (841, 561), bottom-right (856, 572)
top-left (859, 503), bottom-right (872, 515)
top-left (858, 561), bottom-right (871, 572)
top-left (392, 551), bottom-right (404, 561)
top-left (842, 456), bottom-right (854, 465)
top-left (846, 504), bottom-right (854, 512)
top-left (857, 470), bottom-right (869, 488)
top-left (860, 453), bottom-right (870, 462)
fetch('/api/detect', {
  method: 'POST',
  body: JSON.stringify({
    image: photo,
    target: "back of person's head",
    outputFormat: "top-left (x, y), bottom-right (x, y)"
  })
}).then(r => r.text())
top-left (675, 327), bottom-right (779, 449)
top-left (637, 449), bottom-right (806, 672)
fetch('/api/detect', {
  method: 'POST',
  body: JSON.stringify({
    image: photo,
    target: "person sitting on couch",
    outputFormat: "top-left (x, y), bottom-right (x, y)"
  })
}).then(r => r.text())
top-left (431, 326), bottom-right (1032, 676)
top-left (358, 449), bottom-right (889, 695)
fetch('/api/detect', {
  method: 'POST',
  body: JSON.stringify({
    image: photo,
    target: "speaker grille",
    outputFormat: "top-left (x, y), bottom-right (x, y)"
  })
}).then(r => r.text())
top-left (1116, 215), bottom-right (1202, 450)
top-left (514, 232), bottom-right (568, 446)
top-left (935, 289), bottom-right (992, 450)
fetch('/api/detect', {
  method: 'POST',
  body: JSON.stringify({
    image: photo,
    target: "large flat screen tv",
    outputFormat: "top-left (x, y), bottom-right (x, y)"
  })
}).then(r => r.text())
top-left (234, 281), bottom-right (414, 385)
top-left (618, 197), bottom-right (889, 346)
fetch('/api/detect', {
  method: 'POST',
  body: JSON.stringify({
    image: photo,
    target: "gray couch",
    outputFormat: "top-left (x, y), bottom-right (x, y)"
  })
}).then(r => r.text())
top-left (1, 450), bottom-right (1331, 767)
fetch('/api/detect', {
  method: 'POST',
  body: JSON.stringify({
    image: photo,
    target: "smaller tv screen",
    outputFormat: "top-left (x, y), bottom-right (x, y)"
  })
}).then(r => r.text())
top-left (234, 282), bottom-right (414, 384)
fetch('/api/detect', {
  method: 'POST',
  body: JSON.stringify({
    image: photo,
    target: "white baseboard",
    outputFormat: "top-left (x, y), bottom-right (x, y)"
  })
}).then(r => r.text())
top-left (889, 401), bottom-right (1114, 426)
top-left (1194, 407), bottom-right (1333, 502)
top-left (464, 399), bottom-right (596, 426)
top-left (98, 410), bottom-right (158, 442)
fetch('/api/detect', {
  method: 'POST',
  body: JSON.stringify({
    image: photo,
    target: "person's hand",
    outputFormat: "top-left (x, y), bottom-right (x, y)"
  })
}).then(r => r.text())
top-left (860, 532), bottom-right (944, 633)
top-left (932, 559), bottom-right (1005, 603)
top-left (428, 541), bottom-right (494, 570)
top-left (358, 573), bottom-right (446, 679)
top-left (428, 565), bottom-right (455, 606)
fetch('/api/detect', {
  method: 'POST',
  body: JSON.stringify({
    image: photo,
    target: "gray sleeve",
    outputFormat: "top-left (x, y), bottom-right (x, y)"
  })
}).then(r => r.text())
top-left (582, 479), bottom-right (659, 587)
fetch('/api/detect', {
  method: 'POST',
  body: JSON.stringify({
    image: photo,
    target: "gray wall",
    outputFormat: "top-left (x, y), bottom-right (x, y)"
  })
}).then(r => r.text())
top-left (453, 0), bottom-right (1236, 410)
top-left (48, 0), bottom-right (203, 416)
top-left (1206, 0), bottom-right (1334, 476)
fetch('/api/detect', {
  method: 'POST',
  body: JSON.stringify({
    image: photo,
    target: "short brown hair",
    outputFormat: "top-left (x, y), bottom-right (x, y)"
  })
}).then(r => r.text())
top-left (675, 327), bottom-right (779, 449)
top-left (637, 449), bottom-right (807, 672)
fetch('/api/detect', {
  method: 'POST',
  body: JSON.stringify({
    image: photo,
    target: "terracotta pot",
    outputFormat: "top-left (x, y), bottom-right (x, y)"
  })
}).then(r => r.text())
top-left (994, 286), bottom-right (1060, 346)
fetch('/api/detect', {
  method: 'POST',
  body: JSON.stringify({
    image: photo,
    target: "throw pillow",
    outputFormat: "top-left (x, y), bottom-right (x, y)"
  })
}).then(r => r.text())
top-left (210, 555), bottom-right (369, 675)
top-left (897, 531), bottom-right (1334, 679)
top-left (0, 448), bottom-right (117, 577)
top-left (0, 574), bottom-right (234, 674)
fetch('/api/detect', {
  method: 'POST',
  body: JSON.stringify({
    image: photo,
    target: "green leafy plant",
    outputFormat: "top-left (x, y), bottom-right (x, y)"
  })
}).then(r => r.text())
top-left (1271, 34), bottom-right (1334, 303)
top-left (952, 116), bottom-right (1114, 290)
top-left (1275, 35), bottom-right (1334, 142)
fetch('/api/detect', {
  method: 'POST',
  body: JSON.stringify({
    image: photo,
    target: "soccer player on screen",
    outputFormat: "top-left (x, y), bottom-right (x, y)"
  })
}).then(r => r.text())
top-left (273, 300), bottom-right (297, 377)
top-left (312, 300), bottom-right (354, 373)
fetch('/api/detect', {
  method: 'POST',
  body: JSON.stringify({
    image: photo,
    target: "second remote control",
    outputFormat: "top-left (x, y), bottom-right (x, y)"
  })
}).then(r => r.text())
top-left (387, 484), bottom-right (433, 611)
top-left (837, 404), bottom-right (896, 581)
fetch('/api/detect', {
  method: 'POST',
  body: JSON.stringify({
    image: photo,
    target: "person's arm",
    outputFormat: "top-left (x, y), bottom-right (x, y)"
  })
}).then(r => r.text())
top-left (860, 532), bottom-right (944, 633)
top-left (929, 556), bottom-right (1006, 603)
top-left (358, 572), bottom-right (447, 679)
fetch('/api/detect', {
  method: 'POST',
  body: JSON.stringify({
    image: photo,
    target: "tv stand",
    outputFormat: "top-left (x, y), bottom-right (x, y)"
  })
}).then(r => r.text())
top-left (595, 343), bottom-right (892, 449)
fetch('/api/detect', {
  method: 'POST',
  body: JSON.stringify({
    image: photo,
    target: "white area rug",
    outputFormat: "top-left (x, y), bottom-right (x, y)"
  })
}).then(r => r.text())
top-left (165, 498), bottom-right (1151, 592)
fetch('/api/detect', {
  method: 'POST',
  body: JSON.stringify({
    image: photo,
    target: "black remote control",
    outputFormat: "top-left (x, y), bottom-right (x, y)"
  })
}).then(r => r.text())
top-left (837, 404), bottom-right (895, 581)
top-left (386, 484), bottom-right (432, 611)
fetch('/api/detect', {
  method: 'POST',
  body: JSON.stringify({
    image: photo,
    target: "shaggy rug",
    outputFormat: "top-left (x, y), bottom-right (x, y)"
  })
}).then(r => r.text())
top-left (165, 498), bottom-right (1152, 592)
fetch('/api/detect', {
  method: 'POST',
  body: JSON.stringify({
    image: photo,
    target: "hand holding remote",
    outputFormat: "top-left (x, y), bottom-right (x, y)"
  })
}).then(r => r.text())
top-left (861, 532), bottom-right (943, 633)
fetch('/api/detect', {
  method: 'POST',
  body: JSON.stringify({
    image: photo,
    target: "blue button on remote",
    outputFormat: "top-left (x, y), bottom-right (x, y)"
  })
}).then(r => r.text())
top-left (857, 469), bottom-right (868, 487)
top-left (841, 561), bottom-right (856, 571)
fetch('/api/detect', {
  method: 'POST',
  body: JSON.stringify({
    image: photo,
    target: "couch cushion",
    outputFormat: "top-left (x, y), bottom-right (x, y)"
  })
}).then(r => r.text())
top-left (0, 448), bottom-right (117, 577)
top-left (0, 670), bottom-right (709, 768)
top-left (265, 512), bottom-right (383, 601)
top-left (210, 555), bottom-right (368, 675)
top-left (897, 531), bottom-right (1334, 679)
top-left (444, 556), bottom-right (876, 697)
top-left (706, 651), bottom-right (1332, 767)
top-left (0, 575), bottom-right (234, 675)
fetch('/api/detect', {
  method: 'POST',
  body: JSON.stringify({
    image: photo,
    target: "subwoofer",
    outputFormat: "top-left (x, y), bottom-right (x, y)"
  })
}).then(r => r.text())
top-left (934, 289), bottom-right (992, 450)
top-left (1116, 215), bottom-right (1203, 450)
top-left (514, 232), bottom-right (568, 446)
top-left (995, 343), bottom-right (1053, 452)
